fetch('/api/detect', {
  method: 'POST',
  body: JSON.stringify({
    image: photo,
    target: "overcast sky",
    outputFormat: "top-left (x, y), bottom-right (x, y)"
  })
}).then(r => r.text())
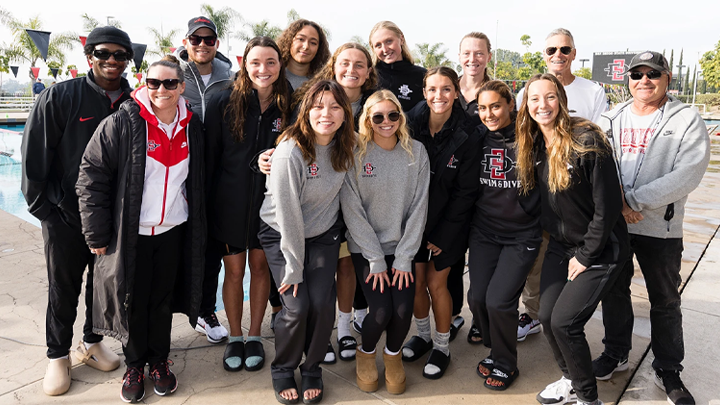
top-left (2, 0), bottom-right (719, 84)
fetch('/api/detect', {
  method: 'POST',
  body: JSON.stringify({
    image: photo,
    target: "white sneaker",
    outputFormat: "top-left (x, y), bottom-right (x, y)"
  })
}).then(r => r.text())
top-left (195, 313), bottom-right (228, 344)
top-left (536, 376), bottom-right (577, 404)
top-left (518, 313), bottom-right (542, 341)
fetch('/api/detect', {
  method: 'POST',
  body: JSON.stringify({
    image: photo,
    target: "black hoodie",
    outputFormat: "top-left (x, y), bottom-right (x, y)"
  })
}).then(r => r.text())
top-left (376, 60), bottom-right (427, 113)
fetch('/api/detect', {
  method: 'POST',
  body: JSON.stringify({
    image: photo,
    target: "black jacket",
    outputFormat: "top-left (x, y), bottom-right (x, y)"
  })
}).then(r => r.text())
top-left (474, 123), bottom-right (540, 236)
top-left (75, 99), bottom-right (206, 344)
top-left (22, 71), bottom-right (132, 228)
top-left (205, 88), bottom-right (286, 248)
top-left (534, 126), bottom-right (629, 266)
top-left (376, 60), bottom-right (427, 113)
top-left (407, 102), bottom-right (482, 268)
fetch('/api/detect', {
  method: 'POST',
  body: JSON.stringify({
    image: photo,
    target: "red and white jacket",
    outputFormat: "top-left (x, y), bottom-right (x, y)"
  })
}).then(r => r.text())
top-left (132, 86), bottom-right (191, 236)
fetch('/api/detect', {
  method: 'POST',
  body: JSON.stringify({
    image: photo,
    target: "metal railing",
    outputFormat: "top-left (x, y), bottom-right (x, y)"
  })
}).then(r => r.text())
top-left (0, 96), bottom-right (34, 112)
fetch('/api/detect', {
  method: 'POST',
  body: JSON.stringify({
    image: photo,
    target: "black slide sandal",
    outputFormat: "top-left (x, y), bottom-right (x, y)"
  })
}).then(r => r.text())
top-left (401, 336), bottom-right (433, 362)
top-left (337, 336), bottom-right (357, 361)
top-left (301, 375), bottom-right (324, 404)
top-left (467, 324), bottom-right (483, 345)
top-left (223, 341), bottom-right (244, 372)
top-left (273, 377), bottom-right (299, 404)
top-left (484, 367), bottom-right (519, 391)
top-left (422, 349), bottom-right (451, 380)
top-left (476, 357), bottom-right (494, 379)
top-left (244, 340), bottom-right (265, 371)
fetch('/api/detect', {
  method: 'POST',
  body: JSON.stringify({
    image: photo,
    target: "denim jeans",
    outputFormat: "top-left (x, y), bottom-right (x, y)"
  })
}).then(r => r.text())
top-left (600, 234), bottom-right (685, 371)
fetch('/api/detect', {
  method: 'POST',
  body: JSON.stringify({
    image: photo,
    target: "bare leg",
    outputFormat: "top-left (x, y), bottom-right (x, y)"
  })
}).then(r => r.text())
top-left (426, 263), bottom-right (452, 334)
top-left (413, 262), bottom-right (431, 319)
top-left (248, 248), bottom-right (270, 337)
top-left (222, 251), bottom-right (246, 337)
top-left (336, 256), bottom-right (355, 314)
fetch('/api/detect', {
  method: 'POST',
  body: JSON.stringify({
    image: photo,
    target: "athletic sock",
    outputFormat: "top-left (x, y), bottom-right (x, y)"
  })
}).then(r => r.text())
top-left (225, 335), bottom-right (244, 369)
top-left (337, 310), bottom-right (352, 338)
top-left (423, 330), bottom-right (450, 376)
top-left (354, 308), bottom-right (368, 326)
top-left (402, 316), bottom-right (431, 359)
top-left (359, 346), bottom-right (376, 355)
top-left (244, 336), bottom-right (263, 368)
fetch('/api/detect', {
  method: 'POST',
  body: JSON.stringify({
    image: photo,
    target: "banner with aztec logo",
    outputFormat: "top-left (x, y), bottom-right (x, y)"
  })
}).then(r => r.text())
top-left (592, 52), bottom-right (639, 85)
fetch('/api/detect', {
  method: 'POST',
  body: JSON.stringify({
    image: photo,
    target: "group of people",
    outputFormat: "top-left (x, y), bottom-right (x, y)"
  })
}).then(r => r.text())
top-left (20, 15), bottom-right (709, 405)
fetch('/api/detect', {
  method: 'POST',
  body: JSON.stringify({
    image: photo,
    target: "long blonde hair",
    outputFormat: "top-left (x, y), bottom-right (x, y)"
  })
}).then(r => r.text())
top-left (356, 90), bottom-right (413, 167)
top-left (516, 73), bottom-right (608, 194)
top-left (368, 21), bottom-right (414, 64)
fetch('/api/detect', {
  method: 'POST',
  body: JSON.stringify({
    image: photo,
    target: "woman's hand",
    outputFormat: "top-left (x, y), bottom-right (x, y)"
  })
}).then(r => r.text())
top-left (259, 148), bottom-right (275, 175)
top-left (567, 257), bottom-right (587, 281)
top-left (427, 242), bottom-right (442, 256)
top-left (278, 282), bottom-right (299, 297)
top-left (391, 268), bottom-right (414, 291)
top-left (90, 247), bottom-right (107, 255)
top-left (366, 271), bottom-right (391, 293)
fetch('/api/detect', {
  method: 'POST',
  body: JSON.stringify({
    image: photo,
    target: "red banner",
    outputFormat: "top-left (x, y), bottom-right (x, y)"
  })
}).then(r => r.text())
top-left (236, 56), bottom-right (243, 67)
top-left (169, 47), bottom-right (177, 54)
top-left (69, 69), bottom-right (78, 78)
top-left (135, 73), bottom-right (143, 82)
top-left (79, 36), bottom-right (87, 46)
top-left (31, 67), bottom-right (40, 79)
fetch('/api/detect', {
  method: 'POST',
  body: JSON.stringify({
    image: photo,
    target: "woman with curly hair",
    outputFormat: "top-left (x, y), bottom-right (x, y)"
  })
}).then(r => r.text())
top-left (516, 73), bottom-right (629, 405)
top-left (276, 19), bottom-right (330, 90)
top-left (259, 80), bottom-right (355, 404)
top-left (204, 36), bottom-right (290, 373)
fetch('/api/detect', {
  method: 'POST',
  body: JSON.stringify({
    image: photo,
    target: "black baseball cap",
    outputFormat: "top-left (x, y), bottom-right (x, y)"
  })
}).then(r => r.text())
top-left (628, 51), bottom-right (670, 73)
top-left (186, 16), bottom-right (217, 37)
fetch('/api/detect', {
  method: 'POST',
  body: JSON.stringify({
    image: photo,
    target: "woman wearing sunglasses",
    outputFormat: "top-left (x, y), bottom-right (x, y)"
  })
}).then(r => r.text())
top-left (343, 90), bottom-right (429, 395)
top-left (76, 55), bottom-right (205, 402)
top-left (276, 19), bottom-right (330, 91)
top-left (516, 73), bottom-right (629, 405)
top-left (401, 67), bottom-right (481, 380)
top-left (369, 21), bottom-right (426, 112)
top-left (259, 80), bottom-right (354, 404)
top-left (467, 80), bottom-right (542, 391)
top-left (203, 36), bottom-right (290, 373)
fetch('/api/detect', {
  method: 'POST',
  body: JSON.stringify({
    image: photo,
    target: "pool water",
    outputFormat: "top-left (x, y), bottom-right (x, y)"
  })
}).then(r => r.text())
top-left (0, 124), bottom-right (246, 307)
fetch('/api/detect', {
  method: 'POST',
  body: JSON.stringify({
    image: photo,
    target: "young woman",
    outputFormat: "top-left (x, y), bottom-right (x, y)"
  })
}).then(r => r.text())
top-left (204, 36), bottom-right (290, 373)
top-left (516, 73), bottom-right (629, 405)
top-left (276, 19), bottom-right (330, 90)
top-left (341, 90), bottom-right (429, 395)
top-left (467, 80), bottom-right (542, 391)
top-left (368, 21), bottom-right (426, 112)
top-left (401, 67), bottom-right (481, 380)
top-left (76, 55), bottom-right (205, 402)
top-left (261, 43), bottom-right (378, 363)
top-left (457, 32), bottom-right (492, 116)
top-left (259, 80), bottom-right (355, 404)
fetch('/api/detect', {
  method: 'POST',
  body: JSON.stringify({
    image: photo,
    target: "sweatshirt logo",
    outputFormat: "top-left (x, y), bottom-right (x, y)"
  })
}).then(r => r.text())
top-left (447, 155), bottom-right (459, 169)
top-left (362, 163), bottom-right (376, 178)
top-left (482, 148), bottom-right (514, 180)
top-left (307, 164), bottom-right (319, 177)
top-left (147, 140), bottom-right (160, 152)
top-left (398, 84), bottom-right (412, 100)
top-left (272, 118), bottom-right (282, 133)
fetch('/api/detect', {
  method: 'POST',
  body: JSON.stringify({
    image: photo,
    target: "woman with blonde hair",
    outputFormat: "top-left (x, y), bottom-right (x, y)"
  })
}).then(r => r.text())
top-left (342, 90), bottom-right (429, 394)
top-left (515, 73), bottom-right (628, 405)
top-left (457, 32), bottom-right (492, 116)
top-left (368, 21), bottom-right (426, 112)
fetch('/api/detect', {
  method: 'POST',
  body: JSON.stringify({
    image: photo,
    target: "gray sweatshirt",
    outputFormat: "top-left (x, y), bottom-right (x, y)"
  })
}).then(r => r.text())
top-left (260, 138), bottom-right (345, 285)
top-left (341, 140), bottom-right (430, 274)
top-left (599, 96), bottom-right (710, 238)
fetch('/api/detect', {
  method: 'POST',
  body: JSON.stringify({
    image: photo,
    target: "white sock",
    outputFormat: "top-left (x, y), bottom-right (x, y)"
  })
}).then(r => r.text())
top-left (354, 308), bottom-right (367, 325)
top-left (84, 341), bottom-right (97, 350)
top-left (423, 330), bottom-right (450, 376)
top-left (402, 317), bottom-right (431, 359)
top-left (360, 347), bottom-right (375, 354)
top-left (337, 310), bottom-right (352, 338)
top-left (324, 345), bottom-right (336, 363)
top-left (384, 346), bottom-right (399, 356)
top-left (50, 355), bottom-right (69, 361)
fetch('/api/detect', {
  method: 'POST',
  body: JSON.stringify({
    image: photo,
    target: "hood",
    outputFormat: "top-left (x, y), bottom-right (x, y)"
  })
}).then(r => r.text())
top-left (130, 85), bottom-right (192, 129)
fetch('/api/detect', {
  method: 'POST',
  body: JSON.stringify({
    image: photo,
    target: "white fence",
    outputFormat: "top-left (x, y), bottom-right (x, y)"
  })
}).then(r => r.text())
top-left (0, 96), bottom-right (34, 112)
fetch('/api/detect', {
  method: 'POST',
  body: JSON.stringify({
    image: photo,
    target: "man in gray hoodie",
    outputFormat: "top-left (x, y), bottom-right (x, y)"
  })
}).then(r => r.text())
top-left (595, 51), bottom-right (709, 405)
top-left (177, 16), bottom-right (233, 344)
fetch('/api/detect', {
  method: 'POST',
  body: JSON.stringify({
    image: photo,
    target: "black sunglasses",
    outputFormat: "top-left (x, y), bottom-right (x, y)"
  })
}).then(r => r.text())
top-left (187, 34), bottom-right (217, 47)
top-left (92, 49), bottom-right (131, 61)
top-left (545, 46), bottom-right (573, 56)
top-left (146, 78), bottom-right (181, 90)
top-left (628, 70), bottom-right (664, 81)
top-left (371, 111), bottom-right (401, 125)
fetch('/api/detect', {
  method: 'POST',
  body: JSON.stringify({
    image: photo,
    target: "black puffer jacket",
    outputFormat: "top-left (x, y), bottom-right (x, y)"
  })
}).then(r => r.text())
top-left (407, 102), bottom-right (482, 268)
top-left (75, 99), bottom-right (206, 344)
top-left (533, 124), bottom-right (629, 266)
top-left (205, 88), bottom-right (286, 249)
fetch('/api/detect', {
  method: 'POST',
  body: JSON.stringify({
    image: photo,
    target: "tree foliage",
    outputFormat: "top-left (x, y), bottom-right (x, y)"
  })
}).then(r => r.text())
top-left (80, 13), bottom-right (122, 32)
top-left (200, 4), bottom-right (240, 43)
top-left (574, 67), bottom-right (592, 80)
top-left (413, 43), bottom-right (453, 69)
top-left (700, 40), bottom-right (720, 91)
top-left (146, 27), bottom-right (180, 57)
top-left (237, 20), bottom-right (283, 41)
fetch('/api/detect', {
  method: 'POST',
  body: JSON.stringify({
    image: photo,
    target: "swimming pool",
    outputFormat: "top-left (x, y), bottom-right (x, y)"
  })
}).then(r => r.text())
top-left (0, 124), bottom-right (244, 307)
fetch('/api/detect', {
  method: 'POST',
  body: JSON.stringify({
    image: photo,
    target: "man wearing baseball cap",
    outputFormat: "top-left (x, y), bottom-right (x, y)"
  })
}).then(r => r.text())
top-left (595, 51), bottom-right (709, 405)
top-left (22, 25), bottom-right (134, 396)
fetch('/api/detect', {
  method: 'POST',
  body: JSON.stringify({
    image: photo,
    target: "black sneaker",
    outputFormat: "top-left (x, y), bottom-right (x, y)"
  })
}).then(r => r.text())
top-left (121, 366), bottom-right (145, 403)
top-left (149, 360), bottom-right (178, 396)
top-left (654, 369), bottom-right (695, 405)
top-left (592, 353), bottom-right (629, 381)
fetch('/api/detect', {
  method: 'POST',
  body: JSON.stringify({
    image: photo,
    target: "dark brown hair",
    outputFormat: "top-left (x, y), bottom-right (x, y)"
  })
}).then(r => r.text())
top-left (148, 55), bottom-right (183, 82)
top-left (276, 19), bottom-right (330, 78)
top-left (423, 66), bottom-right (461, 92)
top-left (476, 80), bottom-right (516, 120)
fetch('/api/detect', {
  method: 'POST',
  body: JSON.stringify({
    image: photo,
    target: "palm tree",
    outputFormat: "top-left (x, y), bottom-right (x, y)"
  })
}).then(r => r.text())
top-left (237, 20), bottom-right (283, 41)
top-left (200, 4), bottom-right (240, 55)
top-left (413, 43), bottom-right (453, 69)
top-left (80, 13), bottom-right (122, 32)
top-left (0, 7), bottom-right (77, 79)
top-left (350, 35), bottom-right (370, 51)
top-left (146, 26), bottom-right (180, 57)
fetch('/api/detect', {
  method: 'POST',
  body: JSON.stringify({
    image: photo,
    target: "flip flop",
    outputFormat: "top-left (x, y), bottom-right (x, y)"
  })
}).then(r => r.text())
top-left (301, 375), bottom-right (323, 404)
top-left (273, 377), bottom-right (299, 404)
top-left (401, 336), bottom-right (433, 362)
top-left (483, 367), bottom-right (519, 391)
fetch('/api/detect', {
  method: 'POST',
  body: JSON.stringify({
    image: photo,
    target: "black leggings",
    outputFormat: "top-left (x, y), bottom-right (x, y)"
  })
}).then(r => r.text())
top-left (352, 254), bottom-right (415, 353)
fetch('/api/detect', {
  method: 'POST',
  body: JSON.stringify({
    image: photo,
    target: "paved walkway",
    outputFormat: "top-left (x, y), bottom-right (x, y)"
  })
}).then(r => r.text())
top-left (0, 138), bottom-right (718, 404)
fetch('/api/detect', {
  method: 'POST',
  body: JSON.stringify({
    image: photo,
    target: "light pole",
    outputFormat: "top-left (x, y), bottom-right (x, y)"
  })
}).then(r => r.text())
top-left (580, 58), bottom-right (589, 68)
top-left (106, 16), bottom-right (114, 26)
top-left (692, 69), bottom-right (702, 105)
top-left (676, 64), bottom-right (686, 94)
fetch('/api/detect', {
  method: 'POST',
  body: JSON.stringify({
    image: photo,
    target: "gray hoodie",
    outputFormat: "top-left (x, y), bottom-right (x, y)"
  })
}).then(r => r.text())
top-left (599, 96), bottom-right (710, 238)
top-left (341, 140), bottom-right (430, 274)
top-left (176, 46), bottom-right (233, 122)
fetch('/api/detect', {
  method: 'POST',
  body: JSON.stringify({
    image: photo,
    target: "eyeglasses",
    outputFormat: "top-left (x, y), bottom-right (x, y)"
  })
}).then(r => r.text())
top-left (371, 111), bottom-right (401, 125)
top-left (187, 35), bottom-right (217, 47)
top-left (628, 70), bottom-right (664, 81)
top-left (92, 49), bottom-right (131, 61)
top-left (146, 78), bottom-right (181, 90)
top-left (545, 46), bottom-right (573, 56)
